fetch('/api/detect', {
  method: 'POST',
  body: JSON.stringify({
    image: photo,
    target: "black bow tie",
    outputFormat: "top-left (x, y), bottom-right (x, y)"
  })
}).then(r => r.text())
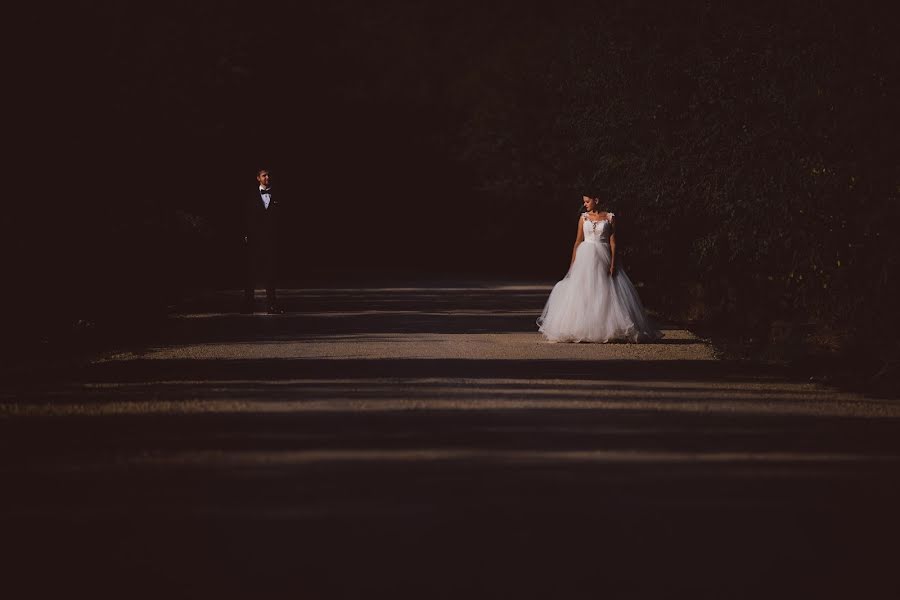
top-left (260, 188), bottom-right (271, 194)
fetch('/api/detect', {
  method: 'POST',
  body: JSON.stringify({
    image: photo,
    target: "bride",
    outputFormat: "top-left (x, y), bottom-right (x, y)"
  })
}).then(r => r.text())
top-left (537, 194), bottom-right (662, 343)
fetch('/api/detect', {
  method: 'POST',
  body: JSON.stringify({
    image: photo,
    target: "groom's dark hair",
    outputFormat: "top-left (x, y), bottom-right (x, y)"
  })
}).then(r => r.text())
top-left (256, 167), bottom-right (270, 175)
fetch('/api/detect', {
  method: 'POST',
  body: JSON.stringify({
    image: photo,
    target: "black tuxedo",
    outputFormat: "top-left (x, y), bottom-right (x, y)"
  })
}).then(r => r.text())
top-left (243, 187), bottom-right (280, 307)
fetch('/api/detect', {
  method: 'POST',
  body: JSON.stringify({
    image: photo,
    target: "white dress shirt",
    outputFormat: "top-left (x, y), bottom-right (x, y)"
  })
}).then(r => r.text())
top-left (259, 186), bottom-right (272, 209)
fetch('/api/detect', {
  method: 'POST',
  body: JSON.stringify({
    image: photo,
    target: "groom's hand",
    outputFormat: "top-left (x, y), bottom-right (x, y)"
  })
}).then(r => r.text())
top-left (609, 264), bottom-right (616, 276)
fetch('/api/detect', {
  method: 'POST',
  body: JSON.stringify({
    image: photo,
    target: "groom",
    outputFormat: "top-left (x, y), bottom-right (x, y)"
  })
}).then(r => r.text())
top-left (242, 168), bottom-right (283, 314)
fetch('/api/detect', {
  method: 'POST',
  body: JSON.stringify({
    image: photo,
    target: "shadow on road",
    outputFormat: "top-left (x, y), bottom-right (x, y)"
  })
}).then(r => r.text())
top-left (2, 286), bottom-right (899, 599)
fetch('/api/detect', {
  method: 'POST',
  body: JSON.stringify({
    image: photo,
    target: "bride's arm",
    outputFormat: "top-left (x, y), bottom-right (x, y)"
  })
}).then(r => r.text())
top-left (608, 215), bottom-right (617, 276)
top-left (570, 216), bottom-right (585, 267)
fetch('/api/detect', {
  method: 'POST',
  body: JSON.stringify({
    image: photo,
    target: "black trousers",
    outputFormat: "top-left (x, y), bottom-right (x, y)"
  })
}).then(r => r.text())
top-left (244, 237), bottom-right (277, 306)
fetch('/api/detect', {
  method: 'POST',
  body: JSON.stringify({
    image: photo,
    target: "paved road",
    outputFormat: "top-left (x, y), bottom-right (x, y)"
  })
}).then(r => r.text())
top-left (2, 285), bottom-right (899, 599)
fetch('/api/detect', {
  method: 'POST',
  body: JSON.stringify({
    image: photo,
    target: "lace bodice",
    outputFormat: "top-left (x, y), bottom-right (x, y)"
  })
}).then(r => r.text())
top-left (582, 212), bottom-right (614, 243)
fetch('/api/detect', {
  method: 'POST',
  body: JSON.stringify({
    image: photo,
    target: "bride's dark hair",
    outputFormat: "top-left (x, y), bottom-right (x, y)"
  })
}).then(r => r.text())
top-left (578, 191), bottom-right (607, 213)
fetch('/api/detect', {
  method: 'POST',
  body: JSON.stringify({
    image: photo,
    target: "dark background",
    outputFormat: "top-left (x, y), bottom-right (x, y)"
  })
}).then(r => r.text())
top-left (6, 1), bottom-right (899, 378)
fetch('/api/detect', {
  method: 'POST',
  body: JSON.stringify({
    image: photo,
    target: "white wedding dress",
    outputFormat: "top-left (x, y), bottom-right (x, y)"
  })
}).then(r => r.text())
top-left (537, 213), bottom-right (663, 343)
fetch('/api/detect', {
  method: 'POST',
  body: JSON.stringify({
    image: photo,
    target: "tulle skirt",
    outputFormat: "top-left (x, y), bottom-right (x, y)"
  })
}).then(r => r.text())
top-left (537, 241), bottom-right (663, 343)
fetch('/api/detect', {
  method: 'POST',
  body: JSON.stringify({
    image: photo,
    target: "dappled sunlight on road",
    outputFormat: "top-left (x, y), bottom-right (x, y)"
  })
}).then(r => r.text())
top-left (2, 285), bottom-right (899, 599)
top-left (4, 376), bottom-right (896, 420)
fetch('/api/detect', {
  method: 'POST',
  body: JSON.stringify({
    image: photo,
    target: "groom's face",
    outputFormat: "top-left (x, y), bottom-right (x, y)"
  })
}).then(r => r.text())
top-left (257, 171), bottom-right (270, 188)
